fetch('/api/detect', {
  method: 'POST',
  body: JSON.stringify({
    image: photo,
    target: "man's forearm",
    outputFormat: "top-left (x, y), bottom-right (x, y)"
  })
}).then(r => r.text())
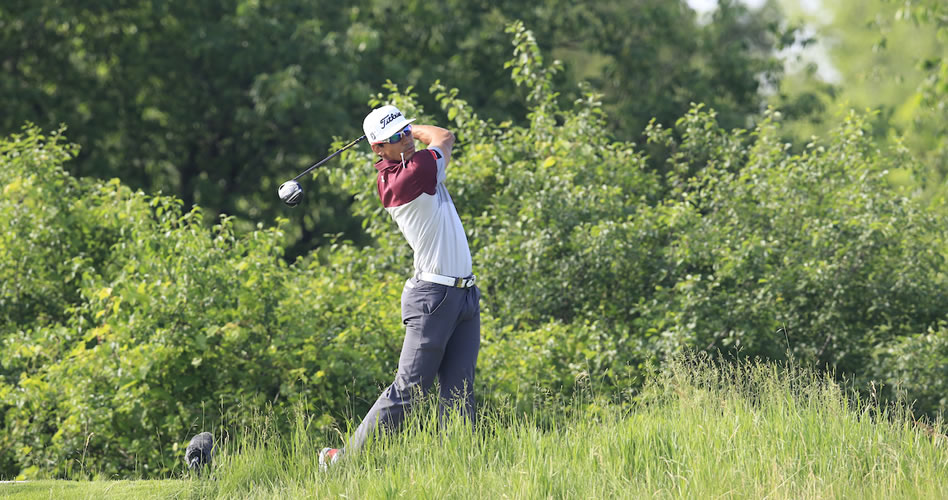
top-left (412, 125), bottom-right (454, 148)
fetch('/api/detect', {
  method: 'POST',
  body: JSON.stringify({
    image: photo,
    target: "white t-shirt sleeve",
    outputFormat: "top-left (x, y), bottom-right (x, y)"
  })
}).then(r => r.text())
top-left (429, 147), bottom-right (447, 184)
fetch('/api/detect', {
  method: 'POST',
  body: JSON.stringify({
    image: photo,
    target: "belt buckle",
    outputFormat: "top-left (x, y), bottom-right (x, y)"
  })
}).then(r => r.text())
top-left (454, 275), bottom-right (475, 288)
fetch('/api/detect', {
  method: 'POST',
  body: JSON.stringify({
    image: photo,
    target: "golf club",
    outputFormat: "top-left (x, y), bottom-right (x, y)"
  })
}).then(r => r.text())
top-left (185, 431), bottom-right (214, 472)
top-left (278, 135), bottom-right (367, 207)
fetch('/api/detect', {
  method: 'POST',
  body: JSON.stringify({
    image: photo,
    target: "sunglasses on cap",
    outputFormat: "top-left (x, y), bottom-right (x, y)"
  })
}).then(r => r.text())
top-left (375, 124), bottom-right (412, 144)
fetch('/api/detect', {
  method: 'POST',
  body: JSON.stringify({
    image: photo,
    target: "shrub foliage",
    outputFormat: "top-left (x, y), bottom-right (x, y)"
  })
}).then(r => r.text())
top-left (1, 24), bottom-right (945, 478)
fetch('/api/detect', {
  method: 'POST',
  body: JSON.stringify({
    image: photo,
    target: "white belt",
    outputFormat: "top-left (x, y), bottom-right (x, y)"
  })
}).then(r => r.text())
top-left (416, 272), bottom-right (476, 288)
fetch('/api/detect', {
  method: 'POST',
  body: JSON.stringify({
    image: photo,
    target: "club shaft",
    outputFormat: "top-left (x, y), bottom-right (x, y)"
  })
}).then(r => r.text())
top-left (292, 135), bottom-right (367, 181)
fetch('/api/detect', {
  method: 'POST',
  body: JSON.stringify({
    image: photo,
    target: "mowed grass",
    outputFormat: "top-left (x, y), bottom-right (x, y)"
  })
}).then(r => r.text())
top-left (0, 479), bottom-right (192, 499)
top-left (3, 356), bottom-right (945, 499)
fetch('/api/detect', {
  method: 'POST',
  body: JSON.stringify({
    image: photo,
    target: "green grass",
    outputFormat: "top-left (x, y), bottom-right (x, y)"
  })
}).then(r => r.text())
top-left (4, 356), bottom-right (946, 499)
top-left (0, 479), bottom-right (189, 499)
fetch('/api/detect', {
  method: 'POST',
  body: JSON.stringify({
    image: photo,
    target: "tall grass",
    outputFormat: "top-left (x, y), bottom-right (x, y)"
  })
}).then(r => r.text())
top-left (185, 355), bottom-right (947, 499)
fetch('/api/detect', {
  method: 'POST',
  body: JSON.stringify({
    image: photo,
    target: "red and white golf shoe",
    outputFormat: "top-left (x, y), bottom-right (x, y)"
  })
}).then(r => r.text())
top-left (319, 448), bottom-right (342, 470)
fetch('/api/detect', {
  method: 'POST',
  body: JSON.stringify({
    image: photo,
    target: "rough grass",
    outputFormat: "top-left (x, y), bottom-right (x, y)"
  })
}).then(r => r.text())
top-left (3, 356), bottom-right (945, 499)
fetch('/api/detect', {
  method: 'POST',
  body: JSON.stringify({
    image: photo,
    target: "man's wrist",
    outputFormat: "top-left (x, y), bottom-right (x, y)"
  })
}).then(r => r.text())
top-left (411, 124), bottom-right (432, 145)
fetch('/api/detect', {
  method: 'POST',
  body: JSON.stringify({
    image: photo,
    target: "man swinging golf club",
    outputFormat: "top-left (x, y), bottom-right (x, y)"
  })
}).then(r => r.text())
top-left (319, 105), bottom-right (481, 467)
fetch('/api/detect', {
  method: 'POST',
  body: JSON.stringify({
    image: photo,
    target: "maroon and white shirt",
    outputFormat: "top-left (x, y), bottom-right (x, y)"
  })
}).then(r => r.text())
top-left (375, 147), bottom-right (472, 278)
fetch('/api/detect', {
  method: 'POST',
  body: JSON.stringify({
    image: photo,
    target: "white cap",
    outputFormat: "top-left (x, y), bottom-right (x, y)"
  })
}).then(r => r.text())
top-left (363, 105), bottom-right (416, 144)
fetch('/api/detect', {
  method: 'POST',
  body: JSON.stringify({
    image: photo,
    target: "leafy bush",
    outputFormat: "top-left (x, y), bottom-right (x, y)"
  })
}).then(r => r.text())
top-left (640, 107), bottom-right (947, 376)
top-left (872, 322), bottom-right (948, 417)
top-left (331, 23), bottom-right (947, 410)
top-left (1, 23), bottom-right (946, 480)
top-left (0, 127), bottom-right (405, 478)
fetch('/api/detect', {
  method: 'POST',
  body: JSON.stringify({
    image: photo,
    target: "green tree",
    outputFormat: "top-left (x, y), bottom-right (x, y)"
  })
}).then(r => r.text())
top-left (546, 0), bottom-right (789, 137)
top-left (1, 1), bottom-right (791, 259)
top-left (0, 0), bottom-right (378, 261)
top-left (884, 0), bottom-right (948, 204)
top-left (773, 0), bottom-right (947, 200)
top-left (355, 0), bottom-right (790, 138)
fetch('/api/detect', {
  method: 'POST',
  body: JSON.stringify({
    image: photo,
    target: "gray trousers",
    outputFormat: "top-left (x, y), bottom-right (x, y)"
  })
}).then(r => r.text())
top-left (346, 277), bottom-right (481, 452)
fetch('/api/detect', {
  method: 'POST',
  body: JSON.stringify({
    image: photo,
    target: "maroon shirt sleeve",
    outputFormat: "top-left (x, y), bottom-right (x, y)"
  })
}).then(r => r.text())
top-left (377, 149), bottom-right (440, 208)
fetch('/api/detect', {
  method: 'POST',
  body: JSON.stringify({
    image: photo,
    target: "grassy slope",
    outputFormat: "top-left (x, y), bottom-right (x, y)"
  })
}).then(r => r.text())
top-left (3, 357), bottom-right (946, 499)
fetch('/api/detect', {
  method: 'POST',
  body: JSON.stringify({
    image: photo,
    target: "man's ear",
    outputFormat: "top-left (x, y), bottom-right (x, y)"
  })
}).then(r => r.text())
top-left (370, 143), bottom-right (383, 156)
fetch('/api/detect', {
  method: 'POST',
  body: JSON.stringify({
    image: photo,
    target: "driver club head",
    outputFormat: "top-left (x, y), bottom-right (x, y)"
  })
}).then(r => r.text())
top-left (278, 180), bottom-right (303, 207)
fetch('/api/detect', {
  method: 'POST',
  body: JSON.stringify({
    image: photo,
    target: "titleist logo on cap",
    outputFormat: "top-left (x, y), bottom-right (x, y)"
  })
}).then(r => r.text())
top-left (364, 105), bottom-right (414, 143)
top-left (380, 112), bottom-right (402, 127)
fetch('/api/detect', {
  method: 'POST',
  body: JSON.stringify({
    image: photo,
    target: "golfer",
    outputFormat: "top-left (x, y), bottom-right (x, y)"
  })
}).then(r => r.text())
top-left (320, 105), bottom-right (480, 467)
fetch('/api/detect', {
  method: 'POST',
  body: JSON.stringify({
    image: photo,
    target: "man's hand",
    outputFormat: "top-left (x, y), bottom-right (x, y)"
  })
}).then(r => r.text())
top-left (412, 125), bottom-right (455, 166)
